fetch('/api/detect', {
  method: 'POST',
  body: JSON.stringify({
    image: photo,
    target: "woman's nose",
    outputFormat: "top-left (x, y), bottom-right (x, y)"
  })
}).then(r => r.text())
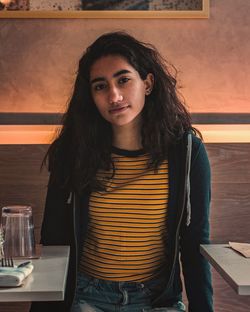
top-left (108, 86), bottom-right (123, 104)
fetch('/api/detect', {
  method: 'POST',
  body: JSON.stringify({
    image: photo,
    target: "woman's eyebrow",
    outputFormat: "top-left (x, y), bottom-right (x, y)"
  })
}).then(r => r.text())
top-left (113, 69), bottom-right (132, 77)
top-left (90, 69), bottom-right (132, 84)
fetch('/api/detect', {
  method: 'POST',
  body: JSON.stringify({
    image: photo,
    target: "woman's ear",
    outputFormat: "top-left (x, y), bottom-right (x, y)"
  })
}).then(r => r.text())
top-left (144, 73), bottom-right (154, 95)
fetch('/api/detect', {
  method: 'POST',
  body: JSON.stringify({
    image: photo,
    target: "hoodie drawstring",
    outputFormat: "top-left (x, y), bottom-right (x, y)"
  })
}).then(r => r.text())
top-left (186, 133), bottom-right (192, 226)
top-left (67, 191), bottom-right (73, 204)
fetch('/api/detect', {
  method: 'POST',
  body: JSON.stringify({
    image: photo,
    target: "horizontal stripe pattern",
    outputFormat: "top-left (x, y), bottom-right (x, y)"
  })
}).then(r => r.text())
top-left (80, 151), bottom-right (168, 282)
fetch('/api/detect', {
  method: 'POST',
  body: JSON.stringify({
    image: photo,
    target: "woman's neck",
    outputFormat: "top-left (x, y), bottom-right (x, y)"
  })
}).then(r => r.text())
top-left (112, 123), bottom-right (142, 151)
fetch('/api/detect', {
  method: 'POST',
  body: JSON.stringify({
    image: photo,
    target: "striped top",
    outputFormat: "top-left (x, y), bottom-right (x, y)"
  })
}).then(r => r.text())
top-left (79, 147), bottom-right (169, 282)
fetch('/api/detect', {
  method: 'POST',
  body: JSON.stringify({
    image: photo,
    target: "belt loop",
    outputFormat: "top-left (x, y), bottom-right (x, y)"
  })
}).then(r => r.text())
top-left (119, 282), bottom-right (129, 305)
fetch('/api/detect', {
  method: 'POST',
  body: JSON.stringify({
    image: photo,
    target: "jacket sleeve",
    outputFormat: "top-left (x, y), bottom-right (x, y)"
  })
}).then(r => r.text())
top-left (29, 176), bottom-right (75, 312)
top-left (180, 138), bottom-right (213, 312)
top-left (39, 175), bottom-right (72, 246)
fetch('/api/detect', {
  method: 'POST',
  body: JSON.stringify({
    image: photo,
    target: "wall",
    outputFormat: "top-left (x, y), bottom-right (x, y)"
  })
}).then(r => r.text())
top-left (0, 0), bottom-right (250, 113)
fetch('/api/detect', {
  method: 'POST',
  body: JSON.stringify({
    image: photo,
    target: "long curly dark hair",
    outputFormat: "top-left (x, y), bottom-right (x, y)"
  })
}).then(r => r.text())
top-left (45, 31), bottom-right (198, 193)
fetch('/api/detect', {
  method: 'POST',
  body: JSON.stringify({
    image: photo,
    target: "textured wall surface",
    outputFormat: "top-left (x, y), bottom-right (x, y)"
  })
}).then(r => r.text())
top-left (0, 0), bottom-right (250, 113)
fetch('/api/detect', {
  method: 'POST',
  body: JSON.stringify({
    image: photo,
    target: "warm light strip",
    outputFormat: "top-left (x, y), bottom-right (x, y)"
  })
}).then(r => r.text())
top-left (195, 124), bottom-right (250, 143)
top-left (194, 124), bottom-right (250, 143)
top-left (0, 125), bottom-right (60, 144)
top-left (0, 124), bottom-right (250, 144)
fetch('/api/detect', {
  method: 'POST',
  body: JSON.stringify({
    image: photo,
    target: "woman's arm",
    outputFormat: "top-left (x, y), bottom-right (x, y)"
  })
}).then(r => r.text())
top-left (40, 173), bottom-right (72, 246)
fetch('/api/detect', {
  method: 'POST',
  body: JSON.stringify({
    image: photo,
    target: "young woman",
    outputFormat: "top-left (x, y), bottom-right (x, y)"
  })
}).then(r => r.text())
top-left (30, 32), bottom-right (213, 312)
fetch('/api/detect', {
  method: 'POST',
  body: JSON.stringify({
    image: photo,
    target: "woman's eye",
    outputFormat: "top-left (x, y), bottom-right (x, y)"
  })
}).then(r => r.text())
top-left (93, 83), bottom-right (106, 91)
top-left (119, 77), bottom-right (130, 84)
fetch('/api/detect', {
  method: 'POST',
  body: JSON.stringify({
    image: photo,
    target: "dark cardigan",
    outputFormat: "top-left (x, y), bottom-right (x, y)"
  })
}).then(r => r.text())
top-left (30, 133), bottom-right (213, 312)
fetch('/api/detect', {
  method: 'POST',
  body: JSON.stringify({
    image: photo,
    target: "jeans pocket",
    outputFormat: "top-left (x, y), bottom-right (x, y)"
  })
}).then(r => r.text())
top-left (142, 300), bottom-right (186, 312)
top-left (76, 273), bottom-right (95, 294)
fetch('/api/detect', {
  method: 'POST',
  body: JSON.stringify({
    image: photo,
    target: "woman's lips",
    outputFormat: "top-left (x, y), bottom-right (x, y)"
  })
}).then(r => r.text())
top-left (109, 105), bottom-right (129, 114)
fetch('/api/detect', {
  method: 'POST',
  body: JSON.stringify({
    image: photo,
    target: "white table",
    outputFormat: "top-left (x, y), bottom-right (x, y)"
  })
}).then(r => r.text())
top-left (200, 244), bottom-right (250, 295)
top-left (0, 245), bottom-right (70, 302)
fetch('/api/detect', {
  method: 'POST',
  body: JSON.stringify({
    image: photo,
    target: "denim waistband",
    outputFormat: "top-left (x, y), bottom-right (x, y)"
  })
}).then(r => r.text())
top-left (74, 272), bottom-right (185, 312)
top-left (77, 271), bottom-right (167, 293)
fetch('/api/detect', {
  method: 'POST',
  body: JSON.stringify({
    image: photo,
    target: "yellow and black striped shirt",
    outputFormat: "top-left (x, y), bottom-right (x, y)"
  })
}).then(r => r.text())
top-left (79, 148), bottom-right (169, 282)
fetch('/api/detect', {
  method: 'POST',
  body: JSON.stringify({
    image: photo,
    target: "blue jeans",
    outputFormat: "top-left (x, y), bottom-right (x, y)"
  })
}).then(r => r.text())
top-left (71, 272), bottom-right (186, 312)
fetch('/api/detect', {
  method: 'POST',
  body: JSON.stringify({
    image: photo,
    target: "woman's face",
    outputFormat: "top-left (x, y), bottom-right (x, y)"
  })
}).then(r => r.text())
top-left (89, 55), bottom-right (153, 130)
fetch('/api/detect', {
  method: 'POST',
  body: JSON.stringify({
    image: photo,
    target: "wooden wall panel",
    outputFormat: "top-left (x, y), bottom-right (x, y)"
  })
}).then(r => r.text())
top-left (0, 303), bottom-right (30, 312)
top-left (210, 183), bottom-right (250, 242)
top-left (211, 270), bottom-right (250, 312)
top-left (208, 144), bottom-right (250, 183)
top-left (0, 143), bottom-right (249, 312)
top-left (0, 145), bottom-right (49, 244)
top-left (207, 144), bottom-right (250, 243)
top-left (206, 144), bottom-right (250, 312)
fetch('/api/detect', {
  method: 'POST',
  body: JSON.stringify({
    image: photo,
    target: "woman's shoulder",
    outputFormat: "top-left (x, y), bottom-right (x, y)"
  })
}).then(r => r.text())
top-left (175, 130), bottom-right (203, 148)
top-left (190, 131), bottom-right (203, 149)
top-left (173, 131), bottom-right (206, 161)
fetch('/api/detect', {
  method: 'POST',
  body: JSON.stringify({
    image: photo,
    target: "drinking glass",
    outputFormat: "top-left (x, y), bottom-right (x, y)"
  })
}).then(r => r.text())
top-left (1, 205), bottom-right (36, 258)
